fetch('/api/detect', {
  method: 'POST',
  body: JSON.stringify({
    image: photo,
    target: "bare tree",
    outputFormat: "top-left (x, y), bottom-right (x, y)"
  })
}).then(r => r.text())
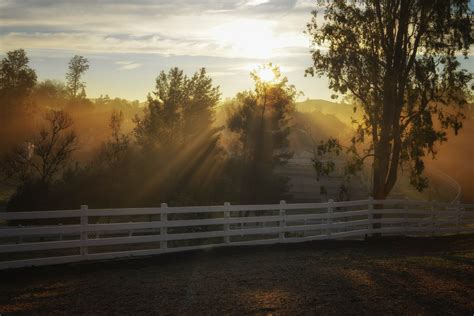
top-left (1, 110), bottom-right (78, 185)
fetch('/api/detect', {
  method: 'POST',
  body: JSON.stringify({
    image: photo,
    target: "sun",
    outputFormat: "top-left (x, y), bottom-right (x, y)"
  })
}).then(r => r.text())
top-left (256, 67), bottom-right (276, 83)
top-left (255, 67), bottom-right (276, 83)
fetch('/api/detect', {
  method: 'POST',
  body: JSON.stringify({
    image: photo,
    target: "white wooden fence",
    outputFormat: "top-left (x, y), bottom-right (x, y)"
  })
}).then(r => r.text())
top-left (0, 198), bottom-right (473, 270)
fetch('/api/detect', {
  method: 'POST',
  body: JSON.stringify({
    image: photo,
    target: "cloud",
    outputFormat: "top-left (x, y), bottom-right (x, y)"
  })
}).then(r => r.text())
top-left (115, 61), bottom-right (134, 65)
top-left (115, 61), bottom-right (143, 70)
top-left (208, 71), bottom-right (236, 77)
top-left (0, 0), bottom-right (314, 59)
top-left (120, 63), bottom-right (143, 70)
top-left (245, 0), bottom-right (271, 6)
top-left (0, 32), bottom-right (223, 57)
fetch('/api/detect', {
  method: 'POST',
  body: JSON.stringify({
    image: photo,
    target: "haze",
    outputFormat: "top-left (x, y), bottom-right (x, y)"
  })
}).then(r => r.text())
top-left (1, 2), bottom-right (474, 313)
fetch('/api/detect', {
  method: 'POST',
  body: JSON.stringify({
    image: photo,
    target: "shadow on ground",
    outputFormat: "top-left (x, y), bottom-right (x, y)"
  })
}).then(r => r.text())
top-left (1, 234), bottom-right (473, 315)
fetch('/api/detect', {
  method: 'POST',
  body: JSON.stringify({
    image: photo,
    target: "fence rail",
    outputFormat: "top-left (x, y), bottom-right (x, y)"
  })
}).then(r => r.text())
top-left (0, 198), bottom-right (473, 270)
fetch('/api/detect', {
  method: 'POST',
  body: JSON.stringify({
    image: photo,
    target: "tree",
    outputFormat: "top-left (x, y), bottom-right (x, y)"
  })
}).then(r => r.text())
top-left (132, 67), bottom-right (223, 204)
top-left (66, 55), bottom-right (89, 100)
top-left (33, 79), bottom-right (68, 109)
top-left (97, 110), bottom-right (130, 167)
top-left (225, 64), bottom-right (296, 203)
top-left (306, 0), bottom-right (473, 200)
top-left (0, 49), bottom-right (38, 153)
top-left (182, 68), bottom-right (221, 142)
top-left (134, 67), bottom-right (220, 150)
top-left (0, 49), bottom-right (37, 115)
top-left (1, 110), bottom-right (78, 185)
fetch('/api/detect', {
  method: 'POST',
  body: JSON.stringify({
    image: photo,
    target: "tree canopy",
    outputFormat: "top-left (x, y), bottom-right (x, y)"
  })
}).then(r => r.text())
top-left (0, 49), bottom-right (37, 115)
top-left (134, 67), bottom-right (221, 150)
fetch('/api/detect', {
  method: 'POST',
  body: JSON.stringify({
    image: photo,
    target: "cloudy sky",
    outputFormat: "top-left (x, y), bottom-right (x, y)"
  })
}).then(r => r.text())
top-left (0, 0), bottom-right (472, 101)
top-left (0, 0), bottom-right (333, 101)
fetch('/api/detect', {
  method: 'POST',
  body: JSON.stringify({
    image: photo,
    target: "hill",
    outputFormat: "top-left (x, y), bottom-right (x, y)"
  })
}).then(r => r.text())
top-left (296, 99), bottom-right (356, 125)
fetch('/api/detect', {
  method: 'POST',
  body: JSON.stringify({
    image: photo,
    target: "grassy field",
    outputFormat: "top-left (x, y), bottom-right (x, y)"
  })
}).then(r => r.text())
top-left (1, 234), bottom-right (473, 315)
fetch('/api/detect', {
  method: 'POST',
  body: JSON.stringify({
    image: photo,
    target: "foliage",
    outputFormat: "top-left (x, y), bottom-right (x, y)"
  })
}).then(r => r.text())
top-left (96, 110), bottom-right (131, 167)
top-left (227, 64), bottom-right (296, 164)
top-left (224, 64), bottom-right (296, 203)
top-left (66, 55), bottom-right (89, 100)
top-left (0, 49), bottom-right (37, 118)
top-left (0, 49), bottom-right (39, 152)
top-left (32, 79), bottom-right (68, 109)
top-left (134, 67), bottom-right (221, 150)
top-left (0, 49), bottom-right (37, 104)
top-left (306, 0), bottom-right (473, 199)
top-left (94, 94), bottom-right (140, 111)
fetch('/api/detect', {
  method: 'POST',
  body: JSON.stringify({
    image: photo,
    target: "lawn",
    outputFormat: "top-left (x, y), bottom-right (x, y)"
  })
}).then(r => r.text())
top-left (1, 234), bottom-right (473, 315)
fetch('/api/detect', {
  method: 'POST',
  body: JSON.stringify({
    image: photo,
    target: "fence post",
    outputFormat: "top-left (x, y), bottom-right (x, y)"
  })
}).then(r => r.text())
top-left (327, 199), bottom-right (334, 238)
top-left (403, 197), bottom-right (409, 236)
top-left (279, 200), bottom-right (286, 242)
top-left (161, 203), bottom-right (168, 252)
top-left (368, 196), bottom-right (373, 237)
top-left (59, 223), bottom-right (63, 241)
top-left (17, 225), bottom-right (23, 244)
top-left (80, 205), bottom-right (88, 257)
top-left (224, 202), bottom-right (231, 244)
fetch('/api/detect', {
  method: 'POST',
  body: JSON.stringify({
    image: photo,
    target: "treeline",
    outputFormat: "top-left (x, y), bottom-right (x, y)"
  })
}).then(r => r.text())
top-left (0, 50), bottom-right (296, 210)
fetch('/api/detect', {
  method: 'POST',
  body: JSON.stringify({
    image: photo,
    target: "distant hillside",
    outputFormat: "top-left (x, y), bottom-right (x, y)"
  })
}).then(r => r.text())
top-left (296, 99), bottom-right (356, 125)
top-left (215, 98), bottom-right (355, 128)
top-left (427, 103), bottom-right (474, 203)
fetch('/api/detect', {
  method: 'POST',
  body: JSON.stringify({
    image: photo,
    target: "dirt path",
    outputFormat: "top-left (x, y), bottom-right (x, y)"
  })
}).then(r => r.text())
top-left (1, 235), bottom-right (474, 315)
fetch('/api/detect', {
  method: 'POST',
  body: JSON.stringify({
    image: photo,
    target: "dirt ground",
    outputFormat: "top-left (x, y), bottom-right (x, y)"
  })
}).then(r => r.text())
top-left (1, 234), bottom-right (473, 315)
